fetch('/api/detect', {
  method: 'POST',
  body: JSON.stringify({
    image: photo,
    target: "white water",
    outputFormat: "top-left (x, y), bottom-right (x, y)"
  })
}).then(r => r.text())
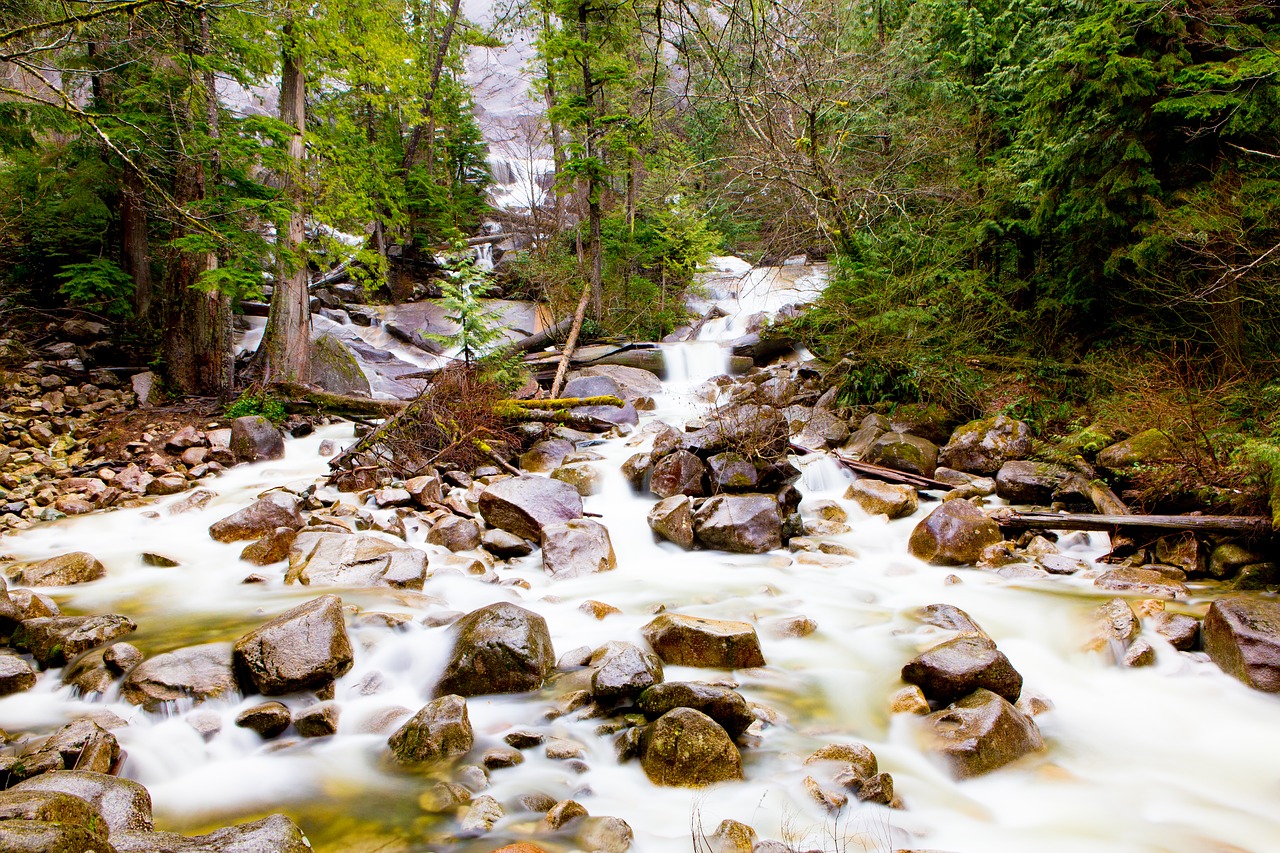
top-left (1, 262), bottom-right (1277, 852)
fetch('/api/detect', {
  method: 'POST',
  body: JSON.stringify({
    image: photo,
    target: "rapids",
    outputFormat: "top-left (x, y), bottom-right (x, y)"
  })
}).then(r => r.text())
top-left (0, 260), bottom-right (1276, 852)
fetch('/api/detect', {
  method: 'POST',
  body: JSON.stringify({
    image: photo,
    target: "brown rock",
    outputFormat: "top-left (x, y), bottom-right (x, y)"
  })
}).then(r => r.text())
top-left (901, 635), bottom-right (1023, 704)
top-left (639, 708), bottom-right (742, 786)
top-left (233, 595), bottom-right (354, 695)
top-left (121, 642), bottom-right (237, 710)
top-left (908, 500), bottom-right (1001, 566)
top-left (388, 694), bottom-right (473, 764)
top-left (478, 475), bottom-right (583, 541)
top-left (9, 552), bottom-right (105, 587)
top-left (641, 613), bottom-right (766, 669)
top-left (1203, 596), bottom-right (1280, 691)
top-left (923, 688), bottom-right (1045, 778)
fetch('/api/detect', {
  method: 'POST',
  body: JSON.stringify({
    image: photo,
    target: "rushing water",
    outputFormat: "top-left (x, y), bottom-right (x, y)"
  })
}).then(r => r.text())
top-left (0, 263), bottom-right (1276, 852)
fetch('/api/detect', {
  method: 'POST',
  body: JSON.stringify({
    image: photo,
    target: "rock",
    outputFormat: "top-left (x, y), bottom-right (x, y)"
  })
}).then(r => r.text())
top-left (428, 515), bottom-right (482, 552)
top-left (11, 771), bottom-right (152, 834)
top-left (1208, 542), bottom-right (1265, 580)
top-left (647, 495), bottom-right (695, 549)
top-left (922, 688), bottom-right (1045, 778)
top-left (543, 798), bottom-right (588, 829)
top-left (908, 500), bottom-right (1001, 566)
top-left (637, 682), bottom-right (754, 738)
top-left (0, 821), bottom-right (116, 852)
top-left (639, 708), bottom-right (743, 786)
top-left (542, 518), bottom-right (617, 578)
top-left (404, 473), bottom-right (444, 506)
top-left (1123, 639), bottom-right (1156, 667)
top-left (229, 416), bottom-right (285, 462)
top-left (521, 439), bottom-right (575, 473)
top-left (235, 702), bottom-right (292, 738)
top-left (478, 476), bottom-right (583, 541)
top-left (1091, 598), bottom-right (1139, 657)
top-left (435, 602), bottom-right (555, 697)
top-left (12, 615), bottom-right (137, 668)
top-left (641, 613), bottom-right (766, 669)
top-left (551, 462), bottom-right (604, 496)
top-left (804, 742), bottom-right (878, 784)
top-left (684, 404), bottom-right (787, 457)
top-left (459, 793), bottom-right (504, 833)
top-left (1095, 568), bottom-right (1188, 599)
top-left (1203, 596), bottom-right (1280, 691)
top-left (0, 789), bottom-right (97, 828)
top-left (132, 371), bottom-right (158, 406)
top-left (388, 694), bottom-right (473, 764)
top-left (939, 415), bottom-right (1033, 475)
top-left (707, 819), bottom-right (757, 853)
top-left (901, 635), bottom-right (1023, 704)
top-left (579, 365), bottom-right (664, 400)
top-left (865, 432), bottom-right (939, 479)
top-left (621, 453), bottom-right (652, 491)
top-left (111, 814), bottom-right (311, 853)
top-left (589, 642), bottom-right (664, 702)
top-left (238, 527), bottom-right (298, 566)
top-left (994, 460), bottom-right (1072, 505)
top-left (0, 655), bottom-right (36, 696)
top-left (1150, 610), bottom-right (1199, 651)
top-left (1095, 429), bottom-right (1176, 470)
top-left (576, 816), bottom-right (634, 853)
top-left (310, 333), bottom-right (371, 396)
top-left (844, 479), bottom-right (918, 519)
top-left (286, 532), bottom-right (428, 589)
top-left (1039, 554), bottom-right (1088, 575)
top-left (9, 552), bottom-right (105, 587)
top-left (692, 494), bottom-right (782, 554)
top-left (481, 528), bottom-right (532, 558)
top-left (233, 595), bottom-right (354, 695)
top-left (121, 642), bottom-right (237, 711)
top-left (295, 702), bottom-right (340, 737)
top-left (650, 450), bottom-right (706, 499)
top-left (209, 496), bottom-right (303, 543)
top-left (705, 453), bottom-right (760, 492)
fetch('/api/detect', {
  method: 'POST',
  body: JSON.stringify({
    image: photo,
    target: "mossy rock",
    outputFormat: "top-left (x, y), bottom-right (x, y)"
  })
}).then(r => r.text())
top-left (1096, 429), bottom-right (1176, 471)
top-left (309, 334), bottom-right (370, 397)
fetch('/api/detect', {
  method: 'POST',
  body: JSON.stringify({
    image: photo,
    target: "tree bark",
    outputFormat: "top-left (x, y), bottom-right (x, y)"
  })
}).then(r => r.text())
top-left (579, 1), bottom-right (604, 317)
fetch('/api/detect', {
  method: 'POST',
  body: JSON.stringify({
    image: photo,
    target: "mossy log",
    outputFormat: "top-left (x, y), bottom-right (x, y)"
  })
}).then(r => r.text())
top-left (272, 382), bottom-right (407, 417)
top-left (995, 510), bottom-right (1272, 539)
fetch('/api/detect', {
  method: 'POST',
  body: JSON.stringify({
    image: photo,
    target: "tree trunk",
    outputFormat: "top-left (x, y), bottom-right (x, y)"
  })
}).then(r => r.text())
top-left (121, 166), bottom-right (153, 322)
top-left (579, 1), bottom-right (604, 317)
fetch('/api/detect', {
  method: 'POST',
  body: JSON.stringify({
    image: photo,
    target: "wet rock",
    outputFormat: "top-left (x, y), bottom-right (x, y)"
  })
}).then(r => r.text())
top-left (239, 527), bottom-right (298, 566)
top-left (235, 702), bottom-right (292, 738)
top-left (478, 475), bottom-right (583, 541)
top-left (544, 798), bottom-right (588, 829)
top-left (481, 746), bottom-right (523, 769)
top-left (481, 529), bottom-right (532, 559)
top-left (647, 495), bottom-right (695, 550)
top-left (621, 453), bottom-right (652, 491)
top-left (908, 500), bottom-right (1001, 566)
top-left (428, 516), bottom-right (482, 552)
top-left (295, 702), bottom-right (340, 737)
top-left (121, 642), bottom-right (237, 711)
top-left (8, 590), bottom-right (57, 620)
top-left (520, 439), bottom-right (575, 473)
top-left (373, 487), bottom-right (413, 509)
top-left (865, 432), bottom-right (939, 479)
top-left (286, 531), bottom-right (428, 589)
top-left (1203, 596), bottom-right (1280, 691)
top-left (209, 495), bottom-right (303, 543)
top-left (233, 595), bottom-right (354, 696)
top-left (901, 635), bottom-right (1023, 704)
top-left (1150, 610), bottom-right (1199, 651)
top-left (650, 450), bottom-right (706, 499)
top-left (111, 814), bottom-right (311, 853)
top-left (844, 479), bottom-right (918, 519)
top-left (1095, 429), bottom-right (1176, 471)
top-left (459, 794), bottom-right (503, 833)
top-left (405, 473), bottom-right (444, 507)
top-left (917, 603), bottom-right (988, 637)
top-left (576, 815), bottom-right (634, 853)
top-left (922, 688), bottom-right (1045, 778)
top-left (760, 614), bottom-right (818, 638)
top-left (590, 642), bottom-right (664, 702)
top-left (683, 404), bottom-right (787, 458)
top-left (147, 473), bottom-right (187, 496)
top-left (11, 771), bottom-right (153, 834)
top-left (9, 552), bottom-right (105, 587)
top-left (1039, 554), bottom-right (1088, 575)
top-left (388, 694), bottom-right (473, 764)
top-left (229, 416), bottom-right (285, 462)
top-left (641, 613), bottom-right (766, 669)
top-left (891, 686), bottom-right (931, 714)
top-left (0, 654), bottom-right (36, 696)
top-left (13, 615), bottom-right (137, 668)
top-left (693, 494), bottom-right (782, 554)
top-left (0, 822), bottom-right (115, 852)
top-left (639, 708), bottom-right (743, 786)
top-left (1095, 568), bottom-right (1188, 599)
top-left (939, 416), bottom-right (1033, 476)
top-left (1090, 598), bottom-right (1139, 657)
top-left (542, 518), bottom-right (617, 578)
top-left (435, 602), bottom-right (555, 697)
top-left (0, 789), bottom-right (96, 828)
top-left (1208, 542), bottom-right (1265, 580)
top-left (994, 460), bottom-right (1072, 505)
top-left (552, 462), bottom-right (604, 496)
top-left (637, 682), bottom-right (754, 738)
top-left (705, 453), bottom-right (760, 492)
top-left (1123, 639), bottom-right (1156, 667)
top-left (707, 819), bottom-right (757, 853)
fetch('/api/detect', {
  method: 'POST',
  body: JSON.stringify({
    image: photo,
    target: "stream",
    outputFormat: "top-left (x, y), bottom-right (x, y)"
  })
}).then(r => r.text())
top-left (1, 260), bottom-right (1277, 853)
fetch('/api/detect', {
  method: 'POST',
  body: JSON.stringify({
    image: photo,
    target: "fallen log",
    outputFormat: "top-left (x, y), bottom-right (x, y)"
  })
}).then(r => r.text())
top-left (1058, 473), bottom-right (1130, 516)
top-left (827, 451), bottom-right (954, 491)
top-left (492, 316), bottom-right (574, 357)
top-left (994, 510), bottom-right (1272, 538)
top-left (730, 330), bottom-right (797, 364)
top-left (272, 383), bottom-right (406, 418)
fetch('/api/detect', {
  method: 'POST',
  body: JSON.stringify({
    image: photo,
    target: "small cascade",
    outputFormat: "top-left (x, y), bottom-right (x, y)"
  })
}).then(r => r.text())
top-left (473, 241), bottom-right (494, 272)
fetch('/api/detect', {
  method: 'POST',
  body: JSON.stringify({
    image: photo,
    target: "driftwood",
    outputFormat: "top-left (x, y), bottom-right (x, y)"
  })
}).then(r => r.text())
top-left (1058, 473), bottom-right (1130, 516)
top-left (828, 451), bottom-right (954, 491)
top-left (493, 316), bottom-right (574, 358)
top-left (994, 510), bottom-right (1272, 539)
top-left (551, 274), bottom-right (595, 398)
top-left (527, 344), bottom-right (666, 379)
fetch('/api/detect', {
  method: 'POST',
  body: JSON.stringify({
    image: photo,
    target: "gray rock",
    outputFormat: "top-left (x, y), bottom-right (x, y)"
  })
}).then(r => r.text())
top-left (621, 453), bottom-right (652, 491)
top-left (1150, 610), bottom-right (1199, 651)
top-left (233, 595), bottom-right (354, 696)
top-left (637, 681), bottom-right (754, 738)
top-left (1094, 568), bottom-right (1188, 599)
top-left (0, 822), bottom-right (115, 852)
top-left (121, 642), bottom-right (237, 710)
top-left (1095, 429), bottom-right (1176, 471)
top-left (11, 771), bottom-right (152, 834)
top-left (542, 518), bottom-right (617, 578)
top-left (939, 415), bottom-right (1033, 475)
top-left (639, 708), bottom-right (743, 786)
top-left (434, 602), bottom-right (555, 697)
top-left (901, 635), bottom-right (1023, 704)
top-left (923, 688), bottom-right (1045, 778)
top-left (994, 460), bottom-right (1072, 505)
top-left (405, 474), bottom-right (444, 506)
top-left (0, 790), bottom-right (96, 828)
top-left (693, 494), bottom-right (782, 554)
top-left (9, 552), bottom-right (105, 587)
top-left (647, 495), bottom-right (694, 550)
top-left (683, 404), bottom-right (788, 458)
top-left (865, 432), bottom-right (939, 479)
top-left (845, 479), bottom-right (917, 519)
top-left (908, 500), bottom-right (1002, 566)
top-left (388, 694), bottom-right (473, 764)
top-left (1203, 596), bottom-right (1280, 691)
top-left (209, 496), bottom-right (303, 543)
top-left (590, 642), bottom-right (664, 702)
top-left (111, 814), bottom-right (311, 853)
top-left (480, 529), bottom-right (532, 559)
top-left (641, 613), bottom-right (766, 669)
top-left (12, 615), bottom-right (137, 668)
top-left (285, 532), bottom-right (428, 589)
top-left (841, 423), bottom-right (886, 459)
top-left (478, 475), bottom-right (583, 541)
top-left (0, 655), bottom-right (36, 696)
top-left (309, 334), bottom-right (371, 397)
top-left (427, 516), bottom-right (482, 552)
top-left (520, 440), bottom-right (575, 473)
top-left (551, 462), bottom-right (604, 496)
top-left (705, 453), bottom-right (759, 492)
top-left (229, 416), bottom-right (285, 463)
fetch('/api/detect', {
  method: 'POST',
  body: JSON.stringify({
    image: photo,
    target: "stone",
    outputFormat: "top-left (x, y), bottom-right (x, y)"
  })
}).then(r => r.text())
top-left (891, 685), bottom-right (931, 714)
top-left (131, 371), bottom-right (158, 406)
top-left (1203, 596), bottom-right (1280, 691)
top-left (0, 822), bottom-right (115, 852)
top-left (621, 453), bottom-right (652, 491)
top-left (842, 423), bottom-right (886, 460)
top-left (576, 816), bottom-right (634, 853)
top-left (693, 494), bottom-right (782, 554)
top-left (481, 528), bottom-right (532, 559)
top-left (12, 615), bottom-right (137, 668)
top-left (233, 595), bottom-right (354, 695)
top-left (637, 682), bottom-right (754, 738)
top-left (1095, 568), bottom-right (1188, 599)
top-left (481, 746), bottom-right (524, 769)
top-left (1091, 598), bottom-right (1139, 656)
top-left (844, 479), bottom-right (918, 519)
top-left (908, 500), bottom-right (1002, 566)
top-left (1208, 542), bottom-right (1265, 580)
top-left (229, 416), bottom-right (285, 462)
top-left (901, 635), bottom-right (1023, 704)
top-left (478, 475), bottom-right (583, 541)
top-left (434, 602), bottom-right (555, 697)
top-left (542, 518), bottom-right (617, 578)
top-left (309, 334), bottom-right (371, 396)
top-left (590, 642), bottom-right (664, 702)
top-left (684, 404), bottom-right (787, 458)
top-left (551, 462), bottom-right (604, 496)
top-left (294, 702), bottom-right (340, 737)
top-left (235, 702), bottom-right (292, 738)
top-left (1095, 429), bottom-right (1176, 470)
top-left (641, 613), bottom-right (766, 669)
top-left (427, 515), bottom-right (482, 552)
top-left (544, 798), bottom-right (588, 829)
top-left (11, 771), bottom-right (153, 834)
top-left (639, 708), bottom-right (743, 786)
top-left (0, 655), bottom-right (36, 696)
top-left (121, 642), bottom-right (236, 711)
top-left (1123, 639), bottom-right (1156, 667)
top-left (388, 694), bottom-right (473, 764)
top-left (9, 552), bottom-right (105, 587)
top-left (922, 688), bottom-right (1045, 778)
top-left (373, 487), bottom-right (413, 508)
top-left (0, 790), bottom-right (97, 828)
top-left (650, 450), bottom-right (706, 499)
top-left (520, 439), bottom-right (575, 473)
top-left (1039, 554), bottom-right (1088, 575)
top-left (1150, 610), bottom-right (1199, 651)
top-left (209, 495), bottom-right (303, 543)
top-left (459, 794), bottom-right (503, 833)
top-left (111, 814), bottom-right (311, 853)
top-left (939, 415), bottom-right (1033, 475)
top-left (705, 453), bottom-right (760, 492)
top-left (707, 819), bottom-right (757, 853)
top-left (405, 474), bottom-right (444, 506)
top-left (994, 460), bottom-right (1072, 505)
top-left (865, 432), bottom-right (939, 478)
top-left (647, 495), bottom-right (695, 550)
top-left (286, 532), bottom-right (428, 589)
top-left (917, 603), bottom-right (988, 637)
top-left (238, 527), bottom-right (298, 566)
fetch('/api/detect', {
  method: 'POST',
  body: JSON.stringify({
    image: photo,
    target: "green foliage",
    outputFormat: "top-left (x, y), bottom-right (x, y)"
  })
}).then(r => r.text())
top-left (54, 258), bottom-right (135, 319)
top-left (226, 389), bottom-right (287, 424)
top-left (426, 245), bottom-right (506, 367)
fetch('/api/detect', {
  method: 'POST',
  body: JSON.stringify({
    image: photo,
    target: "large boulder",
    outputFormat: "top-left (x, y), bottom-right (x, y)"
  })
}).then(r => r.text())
top-left (922, 688), bottom-right (1045, 778)
top-left (209, 495), bottom-right (303, 543)
top-left (865, 433), bottom-right (939, 479)
top-left (233, 595), bottom-right (354, 695)
top-left (121, 643), bottom-right (237, 711)
top-left (578, 364), bottom-right (663, 401)
top-left (541, 519), bottom-right (617, 578)
top-left (562, 374), bottom-right (640, 428)
top-left (434, 602), bottom-right (555, 697)
top-left (285, 532), bottom-right (429, 589)
top-left (901, 636), bottom-right (1023, 705)
top-left (647, 496), bottom-right (694, 550)
top-left (693, 495), bottom-right (782, 554)
top-left (1094, 567), bottom-right (1188, 599)
top-left (939, 415), bottom-right (1033, 475)
top-left (0, 790), bottom-right (97, 828)
top-left (15, 720), bottom-right (120, 779)
top-left (1095, 429), bottom-right (1176, 471)
top-left (388, 694), bottom-right (473, 764)
top-left (478, 476), bottom-right (583, 541)
top-left (994, 460), bottom-right (1072, 505)
top-left (683, 404), bottom-right (788, 458)
top-left (229, 416), bottom-right (285, 463)
top-left (0, 655), bottom-right (36, 696)
top-left (11, 771), bottom-right (153, 834)
top-left (520, 440), bottom-right (575, 473)
top-left (12, 615), bottom-right (137, 668)
top-left (589, 642), bottom-right (664, 702)
top-left (239, 527), bottom-right (298, 566)
top-left (650, 450), bottom-right (706, 499)
top-left (0, 821), bottom-right (116, 852)
top-left (641, 614), bottom-right (766, 669)
top-left (9, 552), bottom-right (105, 587)
top-left (1203, 596), bottom-right (1280, 691)
top-left (844, 479), bottom-right (918, 519)
top-left (427, 516), bottom-right (482, 552)
top-left (638, 708), bottom-right (743, 787)
top-left (705, 453), bottom-right (760, 492)
top-left (111, 814), bottom-right (312, 853)
top-left (637, 682), bottom-right (755, 738)
top-left (309, 334), bottom-right (371, 396)
top-left (907, 500), bottom-right (1002, 566)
